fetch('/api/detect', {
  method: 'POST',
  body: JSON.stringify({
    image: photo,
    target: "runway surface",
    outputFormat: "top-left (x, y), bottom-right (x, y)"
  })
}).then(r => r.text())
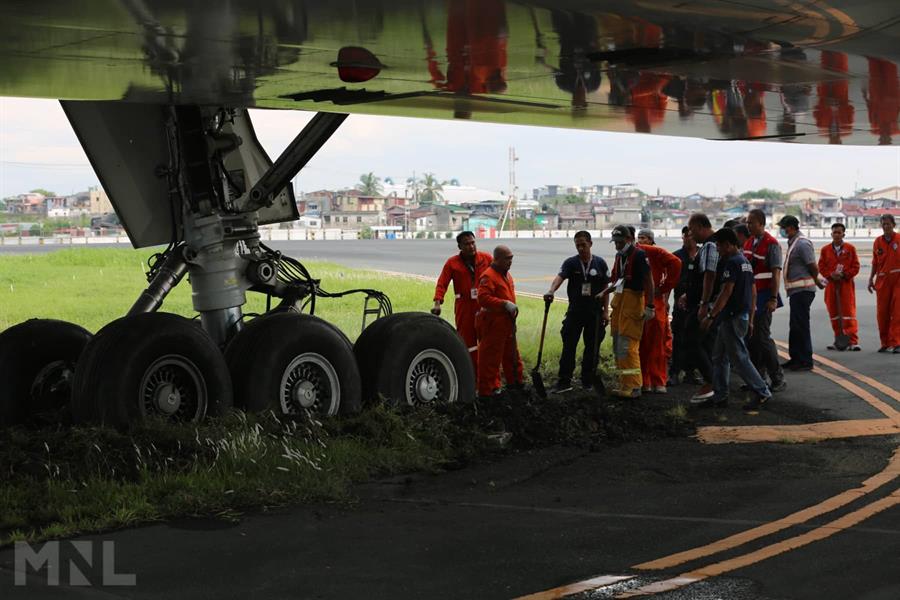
top-left (2, 238), bottom-right (900, 599)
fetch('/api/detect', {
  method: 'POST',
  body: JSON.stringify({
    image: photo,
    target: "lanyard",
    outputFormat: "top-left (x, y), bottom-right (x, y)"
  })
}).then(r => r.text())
top-left (580, 256), bottom-right (592, 279)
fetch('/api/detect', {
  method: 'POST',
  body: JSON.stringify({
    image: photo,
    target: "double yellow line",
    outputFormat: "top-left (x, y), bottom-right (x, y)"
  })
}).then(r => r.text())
top-left (517, 344), bottom-right (900, 599)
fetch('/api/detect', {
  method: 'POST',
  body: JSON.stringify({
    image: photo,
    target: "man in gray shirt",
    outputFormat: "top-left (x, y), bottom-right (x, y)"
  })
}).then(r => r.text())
top-left (778, 215), bottom-right (825, 370)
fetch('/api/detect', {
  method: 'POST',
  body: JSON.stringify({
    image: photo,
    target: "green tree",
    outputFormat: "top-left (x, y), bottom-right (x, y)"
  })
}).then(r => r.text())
top-left (739, 188), bottom-right (785, 201)
top-left (356, 172), bottom-right (383, 196)
top-left (420, 173), bottom-right (444, 204)
top-left (29, 188), bottom-right (55, 197)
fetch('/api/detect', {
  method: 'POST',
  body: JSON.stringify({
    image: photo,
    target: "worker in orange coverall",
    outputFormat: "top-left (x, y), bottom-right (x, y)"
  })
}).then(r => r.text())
top-left (817, 222), bottom-right (861, 350)
top-left (636, 229), bottom-right (682, 393)
top-left (432, 231), bottom-right (493, 371)
top-left (475, 245), bottom-right (524, 399)
top-left (868, 214), bottom-right (900, 352)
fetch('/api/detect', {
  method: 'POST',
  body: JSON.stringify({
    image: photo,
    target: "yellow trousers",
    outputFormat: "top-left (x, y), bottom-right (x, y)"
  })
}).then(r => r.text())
top-left (610, 289), bottom-right (645, 392)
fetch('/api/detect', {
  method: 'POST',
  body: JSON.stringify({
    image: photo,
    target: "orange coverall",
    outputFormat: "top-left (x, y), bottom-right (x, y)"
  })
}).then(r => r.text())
top-left (434, 251), bottom-right (493, 370)
top-left (873, 234), bottom-right (900, 348)
top-left (475, 266), bottom-right (524, 396)
top-left (818, 242), bottom-right (860, 345)
top-left (638, 245), bottom-right (682, 388)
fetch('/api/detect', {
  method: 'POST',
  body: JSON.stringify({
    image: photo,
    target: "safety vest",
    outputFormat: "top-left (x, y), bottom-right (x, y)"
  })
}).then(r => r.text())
top-left (784, 234), bottom-right (816, 291)
top-left (743, 232), bottom-right (779, 292)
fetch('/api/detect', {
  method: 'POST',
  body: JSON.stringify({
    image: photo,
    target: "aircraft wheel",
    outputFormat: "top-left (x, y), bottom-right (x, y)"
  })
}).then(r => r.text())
top-left (354, 313), bottom-right (474, 406)
top-left (71, 313), bottom-right (232, 428)
top-left (0, 319), bottom-right (92, 427)
top-left (226, 312), bottom-right (361, 417)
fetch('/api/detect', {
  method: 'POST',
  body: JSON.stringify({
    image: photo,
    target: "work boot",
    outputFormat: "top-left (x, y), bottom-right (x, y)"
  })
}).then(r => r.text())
top-left (770, 379), bottom-right (787, 393)
top-left (878, 346), bottom-right (894, 353)
top-left (551, 380), bottom-right (573, 394)
top-left (610, 388), bottom-right (640, 399)
top-left (696, 395), bottom-right (727, 409)
top-left (652, 386), bottom-right (667, 394)
top-left (849, 345), bottom-right (861, 351)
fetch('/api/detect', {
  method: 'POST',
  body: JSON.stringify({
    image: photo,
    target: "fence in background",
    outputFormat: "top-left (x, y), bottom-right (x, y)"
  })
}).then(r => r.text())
top-left (0, 227), bottom-right (886, 246)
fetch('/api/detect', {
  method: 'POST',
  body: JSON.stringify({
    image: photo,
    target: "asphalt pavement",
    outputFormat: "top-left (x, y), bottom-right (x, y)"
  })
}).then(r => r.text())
top-left (2, 238), bottom-right (900, 599)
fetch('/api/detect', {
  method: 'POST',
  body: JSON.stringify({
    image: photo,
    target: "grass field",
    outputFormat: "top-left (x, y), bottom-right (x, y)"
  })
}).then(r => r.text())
top-left (0, 248), bottom-right (686, 547)
top-left (0, 247), bottom-right (584, 371)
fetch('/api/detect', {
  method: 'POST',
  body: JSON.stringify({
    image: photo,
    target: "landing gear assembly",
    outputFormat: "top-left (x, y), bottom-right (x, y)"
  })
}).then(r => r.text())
top-left (0, 104), bottom-right (474, 428)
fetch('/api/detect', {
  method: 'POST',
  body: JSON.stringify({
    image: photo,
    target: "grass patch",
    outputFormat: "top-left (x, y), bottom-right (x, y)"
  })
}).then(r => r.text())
top-left (0, 248), bottom-right (579, 368)
top-left (0, 248), bottom-right (693, 546)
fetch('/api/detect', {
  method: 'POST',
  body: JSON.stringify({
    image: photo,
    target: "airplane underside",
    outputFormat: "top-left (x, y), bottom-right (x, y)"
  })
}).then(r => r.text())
top-left (0, 0), bottom-right (898, 427)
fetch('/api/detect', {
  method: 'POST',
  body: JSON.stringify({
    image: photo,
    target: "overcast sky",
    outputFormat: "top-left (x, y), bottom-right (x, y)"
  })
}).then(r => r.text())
top-left (1, 97), bottom-right (898, 199)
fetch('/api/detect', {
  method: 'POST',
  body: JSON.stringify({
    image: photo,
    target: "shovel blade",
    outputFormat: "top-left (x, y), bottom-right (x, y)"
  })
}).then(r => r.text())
top-left (531, 368), bottom-right (547, 399)
top-left (835, 334), bottom-right (851, 351)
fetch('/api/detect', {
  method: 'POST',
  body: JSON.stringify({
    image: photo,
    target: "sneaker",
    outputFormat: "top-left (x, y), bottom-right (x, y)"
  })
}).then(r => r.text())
top-left (690, 384), bottom-right (714, 403)
top-left (770, 379), bottom-right (787, 393)
top-left (849, 345), bottom-right (861, 351)
top-left (551, 381), bottom-right (573, 394)
top-left (894, 348), bottom-right (900, 354)
top-left (739, 383), bottom-right (751, 392)
top-left (641, 386), bottom-right (651, 393)
top-left (827, 345), bottom-right (838, 351)
top-left (610, 388), bottom-right (641, 399)
top-left (689, 370), bottom-right (705, 385)
top-left (742, 394), bottom-right (770, 413)
top-left (781, 359), bottom-right (797, 369)
top-left (697, 395), bottom-right (728, 408)
top-left (788, 363), bottom-right (813, 371)
top-left (878, 346), bottom-right (894, 353)
top-left (652, 386), bottom-right (667, 394)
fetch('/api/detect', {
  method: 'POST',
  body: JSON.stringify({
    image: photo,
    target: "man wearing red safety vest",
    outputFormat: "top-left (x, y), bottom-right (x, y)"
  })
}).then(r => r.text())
top-left (868, 214), bottom-right (900, 352)
top-left (476, 245), bottom-right (525, 399)
top-left (636, 229), bottom-right (681, 394)
top-left (744, 209), bottom-right (786, 391)
top-left (818, 223), bottom-right (861, 351)
top-left (432, 231), bottom-right (493, 371)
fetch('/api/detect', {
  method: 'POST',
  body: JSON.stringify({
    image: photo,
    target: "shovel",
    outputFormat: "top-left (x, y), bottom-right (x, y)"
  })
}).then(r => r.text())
top-left (531, 297), bottom-right (552, 399)
top-left (592, 302), bottom-right (608, 397)
top-left (833, 279), bottom-right (851, 351)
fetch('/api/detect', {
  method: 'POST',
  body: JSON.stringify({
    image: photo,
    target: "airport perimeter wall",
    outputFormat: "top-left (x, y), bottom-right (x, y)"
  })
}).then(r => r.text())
top-left (0, 227), bottom-right (887, 246)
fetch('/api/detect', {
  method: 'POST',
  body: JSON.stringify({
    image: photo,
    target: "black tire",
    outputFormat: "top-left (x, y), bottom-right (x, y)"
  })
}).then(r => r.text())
top-left (0, 319), bottom-right (92, 427)
top-left (354, 312), bottom-right (427, 402)
top-left (225, 312), bottom-right (362, 417)
top-left (355, 313), bottom-right (475, 406)
top-left (71, 313), bottom-right (232, 428)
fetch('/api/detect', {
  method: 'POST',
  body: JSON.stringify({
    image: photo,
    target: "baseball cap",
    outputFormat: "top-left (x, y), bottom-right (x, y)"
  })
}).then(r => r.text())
top-left (610, 225), bottom-right (630, 241)
top-left (777, 215), bottom-right (800, 228)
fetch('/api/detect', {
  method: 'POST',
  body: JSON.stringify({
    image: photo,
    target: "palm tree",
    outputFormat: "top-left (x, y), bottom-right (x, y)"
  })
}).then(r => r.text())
top-left (420, 172), bottom-right (444, 204)
top-left (356, 172), bottom-right (383, 196)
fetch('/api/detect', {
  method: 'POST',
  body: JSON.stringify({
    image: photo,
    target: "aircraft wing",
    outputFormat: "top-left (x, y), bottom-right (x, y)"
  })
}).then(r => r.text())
top-left (1, 0), bottom-right (898, 146)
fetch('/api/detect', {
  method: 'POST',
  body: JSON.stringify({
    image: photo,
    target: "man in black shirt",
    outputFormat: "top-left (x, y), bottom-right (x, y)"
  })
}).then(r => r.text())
top-left (544, 230), bottom-right (610, 392)
top-left (702, 228), bottom-right (772, 412)
top-left (670, 226), bottom-right (698, 385)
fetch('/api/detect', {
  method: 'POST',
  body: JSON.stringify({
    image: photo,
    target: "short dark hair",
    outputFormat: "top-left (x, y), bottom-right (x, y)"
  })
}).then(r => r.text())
top-left (831, 222), bottom-right (846, 232)
top-left (627, 226), bottom-right (636, 238)
top-left (681, 226), bottom-right (690, 235)
top-left (723, 219), bottom-right (738, 229)
top-left (688, 213), bottom-right (712, 228)
top-left (748, 209), bottom-right (767, 225)
top-left (882, 214), bottom-right (896, 225)
top-left (711, 227), bottom-right (739, 247)
top-left (456, 231), bottom-right (475, 244)
top-left (734, 224), bottom-right (750, 239)
top-left (574, 230), bottom-right (592, 242)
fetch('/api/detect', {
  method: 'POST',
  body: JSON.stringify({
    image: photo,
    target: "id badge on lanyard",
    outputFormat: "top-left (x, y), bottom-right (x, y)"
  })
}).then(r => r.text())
top-left (581, 260), bottom-right (592, 296)
top-left (470, 288), bottom-right (478, 300)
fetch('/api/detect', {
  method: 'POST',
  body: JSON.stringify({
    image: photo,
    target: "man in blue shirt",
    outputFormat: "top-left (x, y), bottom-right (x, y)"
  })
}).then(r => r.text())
top-left (701, 228), bottom-right (772, 412)
top-left (544, 230), bottom-right (610, 392)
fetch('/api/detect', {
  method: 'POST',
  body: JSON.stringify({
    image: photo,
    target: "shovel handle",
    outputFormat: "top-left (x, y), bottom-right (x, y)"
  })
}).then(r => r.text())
top-left (535, 299), bottom-right (551, 364)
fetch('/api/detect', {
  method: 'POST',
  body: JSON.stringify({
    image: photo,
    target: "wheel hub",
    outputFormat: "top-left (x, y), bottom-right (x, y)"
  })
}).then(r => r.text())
top-left (280, 353), bottom-right (340, 417)
top-left (153, 382), bottom-right (182, 415)
top-left (414, 373), bottom-right (439, 402)
top-left (292, 380), bottom-right (318, 409)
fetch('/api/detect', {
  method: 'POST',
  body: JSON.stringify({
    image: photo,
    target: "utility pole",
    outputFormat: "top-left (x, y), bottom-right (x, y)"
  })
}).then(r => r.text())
top-left (499, 147), bottom-right (519, 233)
